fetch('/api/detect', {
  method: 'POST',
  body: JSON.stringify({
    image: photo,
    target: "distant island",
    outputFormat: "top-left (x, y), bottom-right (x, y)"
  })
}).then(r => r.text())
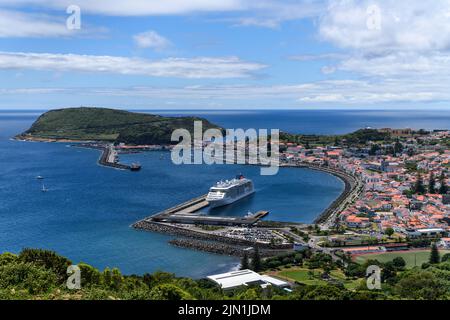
top-left (16, 107), bottom-right (221, 145)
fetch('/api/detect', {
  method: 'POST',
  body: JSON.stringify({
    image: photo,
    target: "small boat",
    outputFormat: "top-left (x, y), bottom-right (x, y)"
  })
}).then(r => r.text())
top-left (130, 163), bottom-right (141, 171)
top-left (41, 183), bottom-right (48, 192)
top-left (36, 176), bottom-right (44, 180)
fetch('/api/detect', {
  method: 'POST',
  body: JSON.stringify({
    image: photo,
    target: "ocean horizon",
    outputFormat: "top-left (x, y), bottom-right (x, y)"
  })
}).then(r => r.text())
top-left (3, 108), bottom-right (449, 135)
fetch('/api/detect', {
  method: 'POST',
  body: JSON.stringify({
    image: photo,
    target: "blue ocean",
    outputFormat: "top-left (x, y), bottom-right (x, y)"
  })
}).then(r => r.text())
top-left (0, 109), bottom-right (448, 277)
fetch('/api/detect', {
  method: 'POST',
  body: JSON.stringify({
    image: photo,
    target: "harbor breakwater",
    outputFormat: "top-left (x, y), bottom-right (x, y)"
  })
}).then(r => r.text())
top-left (132, 220), bottom-right (293, 255)
top-left (169, 238), bottom-right (292, 257)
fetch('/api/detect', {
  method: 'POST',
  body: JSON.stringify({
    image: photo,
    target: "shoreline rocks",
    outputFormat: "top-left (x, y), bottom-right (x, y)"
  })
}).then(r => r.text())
top-left (169, 238), bottom-right (292, 257)
top-left (133, 220), bottom-right (292, 250)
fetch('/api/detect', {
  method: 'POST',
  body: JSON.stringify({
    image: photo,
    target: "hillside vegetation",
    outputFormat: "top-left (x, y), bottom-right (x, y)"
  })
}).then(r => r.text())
top-left (280, 129), bottom-right (391, 148)
top-left (17, 107), bottom-right (221, 145)
top-left (2, 248), bottom-right (450, 300)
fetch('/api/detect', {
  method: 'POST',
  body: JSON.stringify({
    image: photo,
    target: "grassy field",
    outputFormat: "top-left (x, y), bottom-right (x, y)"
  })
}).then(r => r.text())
top-left (354, 250), bottom-right (450, 268)
top-left (271, 267), bottom-right (362, 290)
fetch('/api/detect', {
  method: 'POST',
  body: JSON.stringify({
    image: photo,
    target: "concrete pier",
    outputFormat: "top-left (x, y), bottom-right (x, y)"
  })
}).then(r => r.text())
top-left (76, 143), bottom-right (139, 171)
top-left (138, 195), bottom-right (269, 227)
top-left (99, 145), bottom-right (132, 170)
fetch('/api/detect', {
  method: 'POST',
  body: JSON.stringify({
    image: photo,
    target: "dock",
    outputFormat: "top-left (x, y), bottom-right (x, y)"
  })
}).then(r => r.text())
top-left (99, 145), bottom-right (132, 170)
top-left (142, 194), bottom-right (269, 226)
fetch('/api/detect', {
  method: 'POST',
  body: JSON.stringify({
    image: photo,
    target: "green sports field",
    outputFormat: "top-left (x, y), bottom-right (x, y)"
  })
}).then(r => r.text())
top-left (354, 250), bottom-right (450, 268)
top-left (273, 268), bottom-right (362, 289)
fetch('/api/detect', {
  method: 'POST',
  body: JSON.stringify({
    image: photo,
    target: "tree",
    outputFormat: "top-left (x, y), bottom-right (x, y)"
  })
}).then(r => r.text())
top-left (250, 247), bottom-right (261, 272)
top-left (369, 144), bottom-right (380, 156)
top-left (103, 268), bottom-right (112, 287)
top-left (392, 257), bottom-right (406, 269)
top-left (395, 271), bottom-right (447, 300)
top-left (407, 148), bottom-right (415, 157)
top-left (0, 252), bottom-right (18, 266)
top-left (394, 141), bottom-right (403, 155)
top-left (302, 285), bottom-right (344, 300)
top-left (78, 262), bottom-right (101, 287)
top-left (428, 172), bottom-right (436, 194)
top-left (441, 253), bottom-right (450, 262)
top-left (0, 262), bottom-right (58, 294)
top-left (381, 261), bottom-right (397, 283)
top-left (149, 283), bottom-right (192, 300)
top-left (385, 227), bottom-right (395, 238)
top-left (142, 271), bottom-right (175, 289)
top-left (111, 268), bottom-right (123, 290)
top-left (240, 252), bottom-right (249, 270)
top-left (236, 288), bottom-right (261, 300)
top-left (429, 243), bottom-right (440, 264)
top-left (413, 173), bottom-right (426, 194)
top-left (334, 137), bottom-right (340, 146)
top-left (439, 172), bottom-right (448, 194)
top-left (18, 248), bottom-right (72, 283)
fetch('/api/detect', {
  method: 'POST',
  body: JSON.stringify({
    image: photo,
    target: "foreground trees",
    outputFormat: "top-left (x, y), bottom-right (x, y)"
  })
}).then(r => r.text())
top-left (2, 248), bottom-right (450, 300)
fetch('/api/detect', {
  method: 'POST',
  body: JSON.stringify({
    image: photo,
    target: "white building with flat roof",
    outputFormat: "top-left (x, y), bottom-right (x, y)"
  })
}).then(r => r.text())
top-left (207, 269), bottom-right (290, 290)
top-left (417, 228), bottom-right (445, 237)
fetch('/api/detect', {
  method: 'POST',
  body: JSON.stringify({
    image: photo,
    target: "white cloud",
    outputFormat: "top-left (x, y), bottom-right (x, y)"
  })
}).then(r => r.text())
top-left (133, 30), bottom-right (172, 50)
top-left (320, 65), bottom-right (336, 74)
top-left (0, 9), bottom-right (70, 37)
top-left (288, 53), bottom-right (348, 61)
top-left (319, 0), bottom-right (450, 52)
top-left (297, 0), bottom-right (450, 105)
top-left (0, 0), bottom-right (244, 16)
top-left (338, 52), bottom-right (450, 77)
top-left (219, 0), bottom-right (325, 28)
top-left (3, 0), bottom-right (450, 107)
top-left (0, 51), bottom-right (266, 79)
top-left (0, 9), bottom-right (106, 38)
top-left (233, 17), bottom-right (280, 28)
top-left (0, 0), bottom-right (324, 27)
top-left (4, 77), bottom-right (449, 107)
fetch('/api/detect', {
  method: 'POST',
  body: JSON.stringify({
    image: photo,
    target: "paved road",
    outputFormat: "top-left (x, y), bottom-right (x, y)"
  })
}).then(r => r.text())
top-left (280, 228), bottom-right (344, 264)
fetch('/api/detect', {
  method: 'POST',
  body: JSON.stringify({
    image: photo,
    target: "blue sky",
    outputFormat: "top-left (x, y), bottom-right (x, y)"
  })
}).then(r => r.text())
top-left (1, 0), bottom-right (450, 110)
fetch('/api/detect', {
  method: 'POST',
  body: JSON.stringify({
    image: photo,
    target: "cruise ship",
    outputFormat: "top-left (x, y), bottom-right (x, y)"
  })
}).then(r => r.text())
top-left (206, 175), bottom-right (254, 208)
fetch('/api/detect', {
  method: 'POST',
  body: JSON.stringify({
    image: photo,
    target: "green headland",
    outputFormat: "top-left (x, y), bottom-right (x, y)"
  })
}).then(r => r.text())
top-left (16, 107), bottom-right (221, 145)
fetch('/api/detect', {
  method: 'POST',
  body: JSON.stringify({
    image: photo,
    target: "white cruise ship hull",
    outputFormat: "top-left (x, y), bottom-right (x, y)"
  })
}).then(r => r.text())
top-left (207, 190), bottom-right (254, 208)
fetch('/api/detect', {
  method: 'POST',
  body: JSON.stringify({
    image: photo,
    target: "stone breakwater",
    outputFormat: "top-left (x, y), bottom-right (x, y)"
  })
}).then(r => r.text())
top-left (169, 238), bottom-right (291, 257)
top-left (132, 220), bottom-right (292, 250)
